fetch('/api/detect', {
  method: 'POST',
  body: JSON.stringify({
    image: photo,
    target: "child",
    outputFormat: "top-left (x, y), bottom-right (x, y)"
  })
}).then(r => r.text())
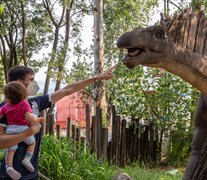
top-left (0, 81), bottom-right (45, 180)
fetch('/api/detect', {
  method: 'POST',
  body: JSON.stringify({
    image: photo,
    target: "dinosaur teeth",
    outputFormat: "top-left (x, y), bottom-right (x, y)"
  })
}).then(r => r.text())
top-left (128, 48), bottom-right (142, 57)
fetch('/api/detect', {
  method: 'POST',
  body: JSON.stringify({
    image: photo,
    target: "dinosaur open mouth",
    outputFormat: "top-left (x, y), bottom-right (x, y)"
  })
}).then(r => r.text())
top-left (123, 47), bottom-right (144, 62)
top-left (127, 47), bottom-right (144, 57)
top-left (122, 47), bottom-right (144, 69)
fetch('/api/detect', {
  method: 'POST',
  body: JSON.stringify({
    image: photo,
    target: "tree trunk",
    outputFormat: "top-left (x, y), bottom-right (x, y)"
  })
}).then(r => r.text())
top-left (0, 35), bottom-right (8, 82)
top-left (21, 1), bottom-right (27, 66)
top-left (47, 1), bottom-right (73, 113)
top-left (54, 1), bottom-right (72, 92)
top-left (94, 0), bottom-right (105, 109)
top-left (42, 0), bottom-right (65, 96)
top-left (43, 27), bottom-right (59, 96)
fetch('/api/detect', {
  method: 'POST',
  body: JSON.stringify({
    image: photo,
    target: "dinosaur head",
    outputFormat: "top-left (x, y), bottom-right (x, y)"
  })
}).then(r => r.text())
top-left (117, 25), bottom-right (169, 69)
top-left (116, 13), bottom-right (207, 96)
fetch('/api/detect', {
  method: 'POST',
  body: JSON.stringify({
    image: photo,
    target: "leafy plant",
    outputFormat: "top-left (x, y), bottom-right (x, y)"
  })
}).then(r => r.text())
top-left (39, 135), bottom-right (114, 180)
top-left (166, 128), bottom-right (193, 166)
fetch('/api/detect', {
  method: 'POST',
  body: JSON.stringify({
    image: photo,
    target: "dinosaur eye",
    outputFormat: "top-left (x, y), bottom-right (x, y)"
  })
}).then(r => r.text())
top-left (155, 30), bottom-right (164, 40)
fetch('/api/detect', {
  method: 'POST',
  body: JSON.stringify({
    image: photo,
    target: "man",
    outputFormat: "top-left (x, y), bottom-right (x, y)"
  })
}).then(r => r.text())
top-left (0, 65), bottom-right (113, 179)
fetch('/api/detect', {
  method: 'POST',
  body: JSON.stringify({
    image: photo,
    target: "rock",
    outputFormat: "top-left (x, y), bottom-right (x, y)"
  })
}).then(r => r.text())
top-left (113, 173), bottom-right (132, 180)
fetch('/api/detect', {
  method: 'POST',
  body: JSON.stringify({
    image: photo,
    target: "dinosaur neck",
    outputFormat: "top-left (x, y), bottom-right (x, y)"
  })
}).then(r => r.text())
top-left (158, 46), bottom-right (207, 96)
top-left (170, 45), bottom-right (207, 77)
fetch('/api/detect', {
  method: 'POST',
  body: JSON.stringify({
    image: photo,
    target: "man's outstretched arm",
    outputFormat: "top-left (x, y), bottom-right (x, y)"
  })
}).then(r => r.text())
top-left (0, 124), bottom-right (41, 149)
top-left (50, 69), bottom-right (114, 104)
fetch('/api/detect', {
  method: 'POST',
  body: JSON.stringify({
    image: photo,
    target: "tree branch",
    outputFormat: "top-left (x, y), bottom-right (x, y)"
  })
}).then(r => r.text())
top-left (42, 0), bottom-right (58, 27)
top-left (163, 0), bottom-right (182, 11)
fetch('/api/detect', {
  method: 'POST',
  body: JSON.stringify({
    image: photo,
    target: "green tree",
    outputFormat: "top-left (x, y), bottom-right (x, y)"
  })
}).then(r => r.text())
top-left (191, 0), bottom-right (207, 10)
top-left (0, 0), bottom-right (51, 82)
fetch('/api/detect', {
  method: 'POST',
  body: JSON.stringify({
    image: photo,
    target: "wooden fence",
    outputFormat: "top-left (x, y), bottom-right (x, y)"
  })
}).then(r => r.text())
top-left (45, 104), bottom-right (158, 167)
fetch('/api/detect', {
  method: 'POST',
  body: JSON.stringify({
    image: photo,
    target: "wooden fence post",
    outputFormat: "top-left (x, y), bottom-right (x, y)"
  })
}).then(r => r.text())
top-left (102, 128), bottom-right (108, 160)
top-left (126, 127), bottom-right (130, 162)
top-left (149, 124), bottom-right (156, 161)
top-left (72, 124), bottom-right (76, 142)
top-left (80, 137), bottom-right (86, 152)
top-left (48, 113), bottom-right (54, 135)
top-left (85, 104), bottom-right (90, 149)
top-left (140, 125), bottom-right (145, 162)
top-left (116, 116), bottom-right (121, 166)
top-left (76, 128), bottom-right (81, 149)
top-left (155, 126), bottom-right (161, 161)
top-left (91, 116), bottom-right (96, 153)
top-left (46, 113), bottom-right (49, 134)
top-left (56, 124), bottom-right (61, 139)
top-left (95, 106), bottom-right (102, 159)
top-left (108, 140), bottom-right (112, 164)
top-left (129, 123), bottom-right (135, 163)
top-left (76, 128), bottom-right (81, 143)
top-left (112, 106), bottom-right (116, 163)
top-left (120, 119), bottom-right (126, 167)
top-left (144, 125), bottom-right (149, 161)
top-left (66, 117), bottom-right (71, 138)
top-left (134, 127), bottom-right (140, 161)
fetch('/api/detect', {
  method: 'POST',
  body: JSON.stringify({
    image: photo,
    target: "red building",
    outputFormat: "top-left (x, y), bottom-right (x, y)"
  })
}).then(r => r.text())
top-left (56, 92), bottom-right (91, 128)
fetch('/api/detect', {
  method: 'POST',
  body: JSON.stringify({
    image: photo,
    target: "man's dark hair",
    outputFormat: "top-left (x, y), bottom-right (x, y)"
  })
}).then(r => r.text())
top-left (8, 65), bottom-right (35, 82)
top-left (4, 82), bottom-right (27, 104)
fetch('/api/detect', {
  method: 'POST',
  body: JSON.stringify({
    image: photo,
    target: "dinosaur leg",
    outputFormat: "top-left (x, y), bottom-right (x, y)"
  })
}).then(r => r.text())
top-left (183, 93), bottom-right (207, 180)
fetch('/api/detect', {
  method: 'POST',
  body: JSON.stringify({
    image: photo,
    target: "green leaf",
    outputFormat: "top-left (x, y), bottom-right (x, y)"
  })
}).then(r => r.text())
top-left (0, 4), bottom-right (4, 14)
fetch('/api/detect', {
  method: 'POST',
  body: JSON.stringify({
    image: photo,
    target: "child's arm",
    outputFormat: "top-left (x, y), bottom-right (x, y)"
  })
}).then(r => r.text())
top-left (25, 112), bottom-right (45, 124)
top-left (24, 100), bottom-right (45, 124)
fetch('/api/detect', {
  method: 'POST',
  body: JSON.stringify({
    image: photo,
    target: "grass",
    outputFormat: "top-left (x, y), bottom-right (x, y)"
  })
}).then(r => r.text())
top-left (39, 135), bottom-right (115, 179)
top-left (39, 135), bottom-right (185, 180)
top-left (0, 149), bottom-right (4, 159)
top-left (114, 164), bottom-right (184, 180)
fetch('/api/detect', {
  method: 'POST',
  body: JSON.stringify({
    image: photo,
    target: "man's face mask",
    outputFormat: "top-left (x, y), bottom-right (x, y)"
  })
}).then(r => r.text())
top-left (19, 80), bottom-right (40, 96)
top-left (26, 81), bottom-right (40, 96)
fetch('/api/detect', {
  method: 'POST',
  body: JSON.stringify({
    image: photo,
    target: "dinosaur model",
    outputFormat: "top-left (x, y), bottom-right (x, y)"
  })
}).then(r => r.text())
top-left (117, 8), bottom-right (207, 180)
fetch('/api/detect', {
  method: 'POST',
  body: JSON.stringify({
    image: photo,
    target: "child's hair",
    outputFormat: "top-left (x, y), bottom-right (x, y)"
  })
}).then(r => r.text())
top-left (4, 82), bottom-right (27, 104)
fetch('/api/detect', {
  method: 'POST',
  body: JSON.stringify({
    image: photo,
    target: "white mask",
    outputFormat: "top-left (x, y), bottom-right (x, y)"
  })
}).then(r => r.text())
top-left (27, 81), bottom-right (40, 96)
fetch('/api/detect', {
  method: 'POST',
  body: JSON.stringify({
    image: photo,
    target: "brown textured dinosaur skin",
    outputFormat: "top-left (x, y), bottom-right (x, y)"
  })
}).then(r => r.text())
top-left (117, 25), bottom-right (207, 179)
